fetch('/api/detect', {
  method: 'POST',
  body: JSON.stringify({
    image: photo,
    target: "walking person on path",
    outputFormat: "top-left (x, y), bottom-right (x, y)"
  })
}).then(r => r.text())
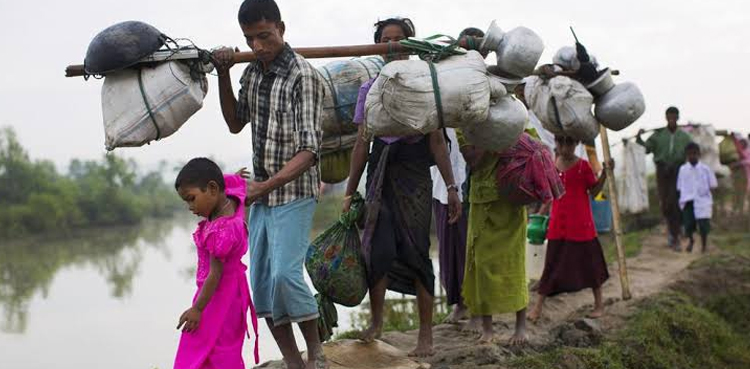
top-left (527, 136), bottom-right (611, 322)
top-left (342, 17), bottom-right (462, 357)
top-left (212, 1), bottom-right (327, 367)
top-left (636, 106), bottom-right (693, 250)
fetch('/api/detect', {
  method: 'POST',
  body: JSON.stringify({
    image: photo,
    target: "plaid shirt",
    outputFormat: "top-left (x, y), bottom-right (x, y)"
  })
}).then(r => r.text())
top-left (237, 44), bottom-right (324, 207)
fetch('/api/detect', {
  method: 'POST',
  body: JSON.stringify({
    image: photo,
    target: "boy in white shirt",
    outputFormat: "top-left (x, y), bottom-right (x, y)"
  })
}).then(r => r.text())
top-left (676, 142), bottom-right (718, 253)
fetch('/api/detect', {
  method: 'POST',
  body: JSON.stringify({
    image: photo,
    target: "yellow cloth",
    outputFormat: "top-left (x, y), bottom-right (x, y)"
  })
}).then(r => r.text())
top-left (462, 195), bottom-right (529, 315)
top-left (456, 128), bottom-right (529, 315)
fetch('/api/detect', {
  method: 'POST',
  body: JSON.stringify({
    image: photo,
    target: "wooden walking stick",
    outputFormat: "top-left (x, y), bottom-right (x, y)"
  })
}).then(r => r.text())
top-left (599, 125), bottom-right (632, 300)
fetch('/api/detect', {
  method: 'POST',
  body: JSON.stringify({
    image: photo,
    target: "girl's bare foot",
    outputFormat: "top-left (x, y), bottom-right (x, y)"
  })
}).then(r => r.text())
top-left (358, 325), bottom-right (382, 343)
top-left (587, 306), bottom-right (604, 319)
top-left (478, 316), bottom-right (494, 344)
top-left (443, 304), bottom-right (468, 324)
top-left (509, 309), bottom-right (528, 346)
top-left (527, 308), bottom-right (541, 323)
top-left (462, 316), bottom-right (482, 334)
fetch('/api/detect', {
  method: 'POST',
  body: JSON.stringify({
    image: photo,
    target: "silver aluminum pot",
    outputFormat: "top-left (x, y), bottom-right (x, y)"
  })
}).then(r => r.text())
top-left (586, 68), bottom-right (616, 97)
top-left (495, 27), bottom-right (544, 78)
top-left (594, 82), bottom-right (646, 131)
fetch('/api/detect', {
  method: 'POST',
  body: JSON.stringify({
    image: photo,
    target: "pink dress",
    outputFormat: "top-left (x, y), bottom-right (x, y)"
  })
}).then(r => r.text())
top-left (174, 174), bottom-right (259, 369)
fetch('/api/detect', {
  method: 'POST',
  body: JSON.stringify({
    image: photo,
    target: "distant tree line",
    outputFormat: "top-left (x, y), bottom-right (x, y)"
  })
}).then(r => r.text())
top-left (0, 127), bottom-right (181, 238)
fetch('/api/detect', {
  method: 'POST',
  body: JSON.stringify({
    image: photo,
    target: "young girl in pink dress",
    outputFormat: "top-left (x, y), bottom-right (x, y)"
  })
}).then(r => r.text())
top-left (173, 158), bottom-right (258, 369)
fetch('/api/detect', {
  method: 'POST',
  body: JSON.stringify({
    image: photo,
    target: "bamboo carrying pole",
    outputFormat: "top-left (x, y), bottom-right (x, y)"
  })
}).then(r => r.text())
top-left (599, 125), bottom-right (632, 300)
top-left (64, 38), bottom-right (479, 77)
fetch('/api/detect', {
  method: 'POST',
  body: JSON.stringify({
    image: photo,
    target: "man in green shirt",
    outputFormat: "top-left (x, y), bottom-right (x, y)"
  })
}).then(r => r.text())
top-left (636, 106), bottom-right (693, 251)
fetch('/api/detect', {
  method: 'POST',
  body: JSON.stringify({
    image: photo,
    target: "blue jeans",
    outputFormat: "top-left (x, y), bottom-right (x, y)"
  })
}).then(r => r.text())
top-left (248, 197), bottom-right (319, 326)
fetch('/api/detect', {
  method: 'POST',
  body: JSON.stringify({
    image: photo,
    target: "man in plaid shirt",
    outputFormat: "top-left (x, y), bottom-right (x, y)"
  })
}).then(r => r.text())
top-left (213, 0), bottom-right (326, 367)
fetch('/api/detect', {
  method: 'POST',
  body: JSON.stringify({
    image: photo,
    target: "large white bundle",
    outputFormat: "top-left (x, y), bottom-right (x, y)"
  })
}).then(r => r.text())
top-left (366, 51), bottom-right (500, 137)
top-left (684, 124), bottom-right (730, 178)
top-left (102, 61), bottom-right (207, 150)
top-left (463, 93), bottom-right (527, 152)
top-left (616, 141), bottom-right (649, 214)
top-left (594, 82), bottom-right (645, 131)
top-left (318, 57), bottom-right (384, 138)
top-left (525, 75), bottom-right (599, 141)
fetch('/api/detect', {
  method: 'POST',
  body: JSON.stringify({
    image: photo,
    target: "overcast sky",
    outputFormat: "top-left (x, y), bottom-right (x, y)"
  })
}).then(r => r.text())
top-left (1, 0), bottom-right (748, 172)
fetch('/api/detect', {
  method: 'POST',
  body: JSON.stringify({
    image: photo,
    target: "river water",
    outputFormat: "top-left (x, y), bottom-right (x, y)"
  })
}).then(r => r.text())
top-left (0, 214), bottom-right (443, 369)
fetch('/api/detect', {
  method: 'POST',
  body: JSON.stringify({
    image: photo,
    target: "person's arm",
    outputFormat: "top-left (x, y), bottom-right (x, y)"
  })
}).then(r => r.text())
top-left (248, 74), bottom-right (323, 204)
top-left (708, 167), bottom-right (719, 189)
top-left (343, 125), bottom-right (370, 212)
top-left (213, 47), bottom-right (247, 134)
top-left (635, 129), bottom-right (653, 153)
top-left (537, 201), bottom-right (551, 215)
top-left (177, 256), bottom-right (224, 333)
top-left (343, 80), bottom-right (374, 212)
top-left (590, 159), bottom-right (613, 197)
top-left (429, 130), bottom-right (462, 224)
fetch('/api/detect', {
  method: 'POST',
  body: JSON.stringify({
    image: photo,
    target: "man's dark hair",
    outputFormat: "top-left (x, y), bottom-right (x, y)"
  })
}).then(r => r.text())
top-left (373, 18), bottom-right (415, 43)
top-left (175, 158), bottom-right (225, 191)
top-left (459, 27), bottom-right (485, 38)
top-left (685, 142), bottom-right (700, 154)
top-left (666, 106), bottom-right (680, 115)
top-left (238, 0), bottom-right (281, 26)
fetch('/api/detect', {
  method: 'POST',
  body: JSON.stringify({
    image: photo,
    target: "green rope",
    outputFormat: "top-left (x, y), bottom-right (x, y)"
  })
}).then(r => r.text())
top-left (426, 60), bottom-right (446, 129)
top-left (399, 34), bottom-right (465, 62)
top-left (137, 69), bottom-right (162, 141)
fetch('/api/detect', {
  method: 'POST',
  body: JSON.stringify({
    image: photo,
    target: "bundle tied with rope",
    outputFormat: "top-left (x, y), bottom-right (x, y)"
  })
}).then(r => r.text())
top-left (83, 21), bottom-right (215, 150)
top-left (364, 42), bottom-right (500, 138)
top-left (305, 192), bottom-right (367, 342)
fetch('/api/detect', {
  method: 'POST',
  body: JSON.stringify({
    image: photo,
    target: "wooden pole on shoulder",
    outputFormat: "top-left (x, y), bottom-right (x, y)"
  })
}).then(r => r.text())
top-left (599, 125), bottom-right (632, 300)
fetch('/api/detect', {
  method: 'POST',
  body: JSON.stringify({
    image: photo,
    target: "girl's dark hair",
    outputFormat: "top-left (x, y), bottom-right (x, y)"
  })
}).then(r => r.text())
top-left (685, 142), bottom-right (701, 153)
top-left (666, 106), bottom-right (680, 115)
top-left (238, 0), bottom-right (281, 26)
top-left (175, 158), bottom-right (225, 191)
top-left (373, 18), bottom-right (415, 43)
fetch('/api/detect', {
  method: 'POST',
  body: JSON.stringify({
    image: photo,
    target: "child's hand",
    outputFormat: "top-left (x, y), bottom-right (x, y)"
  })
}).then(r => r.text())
top-left (236, 167), bottom-right (252, 179)
top-left (603, 159), bottom-right (615, 171)
top-left (177, 307), bottom-right (202, 333)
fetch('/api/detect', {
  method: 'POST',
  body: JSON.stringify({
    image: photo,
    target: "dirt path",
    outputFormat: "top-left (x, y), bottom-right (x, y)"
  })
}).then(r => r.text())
top-left (255, 229), bottom-right (702, 369)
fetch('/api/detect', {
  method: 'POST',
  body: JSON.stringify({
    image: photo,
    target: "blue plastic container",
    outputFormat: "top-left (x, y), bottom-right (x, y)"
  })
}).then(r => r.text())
top-left (591, 199), bottom-right (612, 233)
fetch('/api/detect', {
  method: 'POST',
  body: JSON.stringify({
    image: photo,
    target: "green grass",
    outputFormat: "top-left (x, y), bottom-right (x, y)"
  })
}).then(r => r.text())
top-left (711, 231), bottom-right (750, 256)
top-left (599, 229), bottom-right (648, 264)
top-left (511, 292), bottom-right (750, 369)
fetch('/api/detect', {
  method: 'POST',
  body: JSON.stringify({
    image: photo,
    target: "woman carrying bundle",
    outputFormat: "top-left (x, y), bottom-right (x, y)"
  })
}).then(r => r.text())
top-left (341, 17), bottom-right (461, 357)
top-left (528, 135), bottom-right (611, 322)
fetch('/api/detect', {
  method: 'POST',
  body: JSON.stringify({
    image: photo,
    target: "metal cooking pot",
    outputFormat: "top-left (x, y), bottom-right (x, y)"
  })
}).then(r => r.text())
top-left (480, 20), bottom-right (504, 54)
top-left (495, 27), bottom-right (544, 78)
top-left (594, 82), bottom-right (646, 131)
top-left (84, 21), bottom-right (167, 75)
top-left (586, 68), bottom-right (616, 97)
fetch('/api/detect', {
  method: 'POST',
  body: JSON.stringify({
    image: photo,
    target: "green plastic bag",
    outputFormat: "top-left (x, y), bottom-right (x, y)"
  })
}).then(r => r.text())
top-left (306, 193), bottom-right (367, 341)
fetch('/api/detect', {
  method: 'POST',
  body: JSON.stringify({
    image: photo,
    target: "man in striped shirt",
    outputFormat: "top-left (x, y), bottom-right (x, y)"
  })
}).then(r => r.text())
top-left (213, 0), bottom-right (325, 368)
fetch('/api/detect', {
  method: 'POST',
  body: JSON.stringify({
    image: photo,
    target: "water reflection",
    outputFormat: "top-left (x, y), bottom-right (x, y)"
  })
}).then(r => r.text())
top-left (0, 216), bottom-right (182, 334)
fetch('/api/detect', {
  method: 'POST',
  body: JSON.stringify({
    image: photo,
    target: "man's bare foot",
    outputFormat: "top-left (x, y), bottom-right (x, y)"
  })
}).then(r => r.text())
top-left (462, 317), bottom-right (482, 334)
top-left (358, 325), bottom-right (381, 343)
top-left (587, 306), bottom-right (604, 319)
top-left (509, 332), bottom-right (528, 346)
top-left (305, 349), bottom-right (329, 369)
top-left (443, 304), bottom-right (468, 324)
